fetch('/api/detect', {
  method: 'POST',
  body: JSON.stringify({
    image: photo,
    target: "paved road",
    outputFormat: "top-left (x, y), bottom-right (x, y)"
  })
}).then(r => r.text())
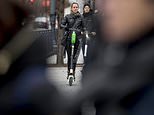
top-left (47, 67), bottom-right (82, 95)
top-left (47, 67), bottom-right (96, 115)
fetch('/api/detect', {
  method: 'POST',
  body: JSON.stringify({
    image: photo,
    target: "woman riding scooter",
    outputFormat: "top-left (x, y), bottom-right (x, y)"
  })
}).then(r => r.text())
top-left (61, 2), bottom-right (84, 82)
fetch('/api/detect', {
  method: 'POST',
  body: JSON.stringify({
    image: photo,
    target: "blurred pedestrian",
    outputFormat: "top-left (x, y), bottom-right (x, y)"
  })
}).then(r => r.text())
top-left (82, 3), bottom-right (96, 64)
top-left (0, 0), bottom-right (61, 115)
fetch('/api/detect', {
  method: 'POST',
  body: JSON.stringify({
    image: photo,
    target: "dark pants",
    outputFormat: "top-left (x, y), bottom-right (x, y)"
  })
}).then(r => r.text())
top-left (66, 38), bottom-right (80, 73)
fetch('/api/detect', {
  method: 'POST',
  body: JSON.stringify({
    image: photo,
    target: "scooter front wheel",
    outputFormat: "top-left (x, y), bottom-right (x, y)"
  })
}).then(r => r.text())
top-left (69, 75), bottom-right (73, 86)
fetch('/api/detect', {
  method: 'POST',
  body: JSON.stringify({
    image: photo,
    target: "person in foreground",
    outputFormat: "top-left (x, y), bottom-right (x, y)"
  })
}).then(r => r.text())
top-left (66, 0), bottom-right (154, 115)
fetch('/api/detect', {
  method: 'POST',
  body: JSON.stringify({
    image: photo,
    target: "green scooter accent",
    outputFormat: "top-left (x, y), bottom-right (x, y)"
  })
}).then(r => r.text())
top-left (68, 31), bottom-right (76, 86)
top-left (71, 31), bottom-right (76, 44)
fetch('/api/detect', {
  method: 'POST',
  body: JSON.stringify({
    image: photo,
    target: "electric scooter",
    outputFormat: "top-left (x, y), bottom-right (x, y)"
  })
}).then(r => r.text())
top-left (68, 30), bottom-right (76, 86)
top-left (83, 30), bottom-right (91, 60)
top-left (83, 30), bottom-right (97, 64)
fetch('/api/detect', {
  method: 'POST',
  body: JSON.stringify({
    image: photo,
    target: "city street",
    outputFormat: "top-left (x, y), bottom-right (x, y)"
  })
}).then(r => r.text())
top-left (47, 67), bottom-right (82, 95)
top-left (47, 66), bottom-right (96, 115)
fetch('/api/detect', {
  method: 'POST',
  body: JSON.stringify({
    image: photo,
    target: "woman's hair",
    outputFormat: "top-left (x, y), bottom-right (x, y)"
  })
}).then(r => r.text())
top-left (70, 2), bottom-right (79, 13)
top-left (71, 2), bottom-right (79, 8)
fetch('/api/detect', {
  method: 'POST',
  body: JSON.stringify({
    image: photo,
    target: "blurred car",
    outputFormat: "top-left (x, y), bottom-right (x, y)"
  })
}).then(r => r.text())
top-left (33, 17), bottom-right (49, 29)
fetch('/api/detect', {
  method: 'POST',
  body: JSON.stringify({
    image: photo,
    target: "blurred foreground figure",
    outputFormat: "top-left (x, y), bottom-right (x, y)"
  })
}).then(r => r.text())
top-left (69, 0), bottom-right (154, 115)
top-left (0, 1), bottom-right (61, 115)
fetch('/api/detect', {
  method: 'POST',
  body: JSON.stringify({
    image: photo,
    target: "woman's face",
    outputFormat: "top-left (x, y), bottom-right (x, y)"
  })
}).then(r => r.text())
top-left (84, 6), bottom-right (90, 13)
top-left (71, 4), bottom-right (79, 13)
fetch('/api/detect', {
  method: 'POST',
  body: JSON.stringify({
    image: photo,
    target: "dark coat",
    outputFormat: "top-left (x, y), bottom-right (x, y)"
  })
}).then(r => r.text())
top-left (82, 11), bottom-right (96, 33)
top-left (68, 29), bottom-right (154, 115)
top-left (0, 2), bottom-right (60, 113)
top-left (61, 12), bottom-right (84, 35)
top-left (61, 12), bottom-right (84, 72)
top-left (0, 34), bottom-right (60, 115)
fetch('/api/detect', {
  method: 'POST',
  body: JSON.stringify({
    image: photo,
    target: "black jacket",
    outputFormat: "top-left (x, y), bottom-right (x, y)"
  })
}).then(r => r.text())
top-left (0, 31), bottom-right (60, 115)
top-left (83, 30), bottom-right (154, 115)
top-left (82, 11), bottom-right (96, 33)
top-left (61, 12), bottom-right (84, 36)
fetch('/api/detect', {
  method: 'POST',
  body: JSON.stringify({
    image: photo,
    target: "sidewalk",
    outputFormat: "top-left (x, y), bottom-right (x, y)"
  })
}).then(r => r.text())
top-left (47, 67), bottom-right (83, 96)
top-left (47, 66), bottom-right (96, 115)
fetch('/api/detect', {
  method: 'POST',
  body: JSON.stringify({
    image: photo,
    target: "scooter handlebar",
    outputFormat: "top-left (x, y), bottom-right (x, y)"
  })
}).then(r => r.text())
top-left (83, 31), bottom-right (96, 36)
top-left (69, 28), bottom-right (81, 32)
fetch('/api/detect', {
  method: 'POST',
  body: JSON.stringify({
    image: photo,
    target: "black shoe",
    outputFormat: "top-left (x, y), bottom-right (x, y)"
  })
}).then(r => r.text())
top-left (67, 75), bottom-right (69, 79)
